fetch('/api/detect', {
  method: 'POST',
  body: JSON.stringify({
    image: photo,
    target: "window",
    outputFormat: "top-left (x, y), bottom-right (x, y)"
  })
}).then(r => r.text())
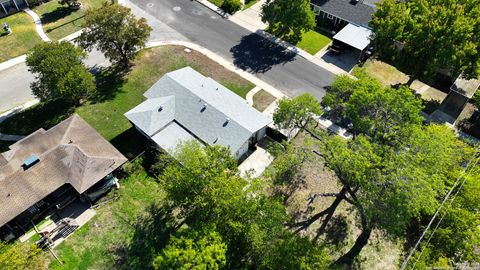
top-left (326, 13), bottom-right (334, 20)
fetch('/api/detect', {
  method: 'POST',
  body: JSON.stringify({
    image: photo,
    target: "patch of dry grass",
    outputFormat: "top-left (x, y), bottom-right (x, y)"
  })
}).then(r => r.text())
top-left (359, 60), bottom-right (409, 87)
top-left (253, 89), bottom-right (276, 112)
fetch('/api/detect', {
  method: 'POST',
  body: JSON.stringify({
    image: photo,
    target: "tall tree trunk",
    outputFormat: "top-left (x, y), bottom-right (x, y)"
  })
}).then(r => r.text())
top-left (333, 224), bottom-right (373, 267)
top-left (315, 187), bottom-right (347, 237)
top-left (294, 187), bottom-right (347, 232)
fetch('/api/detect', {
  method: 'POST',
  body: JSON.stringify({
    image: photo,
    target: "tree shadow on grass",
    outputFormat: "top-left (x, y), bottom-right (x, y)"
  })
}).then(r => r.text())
top-left (0, 99), bottom-right (74, 135)
top-left (112, 202), bottom-right (179, 269)
top-left (320, 214), bottom-right (349, 247)
top-left (90, 66), bottom-right (128, 103)
top-left (40, 6), bottom-right (75, 25)
top-left (230, 32), bottom-right (296, 74)
top-left (109, 127), bottom-right (147, 160)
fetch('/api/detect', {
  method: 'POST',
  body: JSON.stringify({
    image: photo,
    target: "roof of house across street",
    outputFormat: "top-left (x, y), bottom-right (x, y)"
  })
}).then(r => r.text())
top-left (311, 0), bottom-right (378, 27)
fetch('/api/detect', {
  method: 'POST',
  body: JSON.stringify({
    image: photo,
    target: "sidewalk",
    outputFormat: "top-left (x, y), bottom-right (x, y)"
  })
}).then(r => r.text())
top-left (24, 8), bottom-right (51, 42)
top-left (229, 0), bottom-right (267, 31)
top-left (199, 0), bottom-right (349, 76)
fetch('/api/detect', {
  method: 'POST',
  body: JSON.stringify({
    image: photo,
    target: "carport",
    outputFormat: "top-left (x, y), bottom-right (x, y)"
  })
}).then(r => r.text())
top-left (332, 23), bottom-right (372, 60)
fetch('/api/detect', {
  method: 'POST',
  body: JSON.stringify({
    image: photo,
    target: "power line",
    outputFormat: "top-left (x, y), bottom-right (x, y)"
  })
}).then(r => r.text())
top-left (400, 145), bottom-right (480, 270)
top-left (409, 151), bottom-right (480, 269)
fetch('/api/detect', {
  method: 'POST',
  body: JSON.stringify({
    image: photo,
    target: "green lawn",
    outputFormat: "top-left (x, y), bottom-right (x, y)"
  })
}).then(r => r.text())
top-left (0, 12), bottom-right (43, 62)
top-left (0, 46), bottom-right (254, 158)
top-left (243, 0), bottom-right (258, 10)
top-left (296, 30), bottom-right (332, 55)
top-left (34, 0), bottom-right (107, 40)
top-left (208, 0), bottom-right (224, 7)
top-left (352, 59), bottom-right (409, 87)
top-left (49, 160), bottom-right (165, 269)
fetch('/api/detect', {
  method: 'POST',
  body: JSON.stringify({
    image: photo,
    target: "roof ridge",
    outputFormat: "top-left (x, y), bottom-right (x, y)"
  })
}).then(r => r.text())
top-left (60, 114), bottom-right (78, 144)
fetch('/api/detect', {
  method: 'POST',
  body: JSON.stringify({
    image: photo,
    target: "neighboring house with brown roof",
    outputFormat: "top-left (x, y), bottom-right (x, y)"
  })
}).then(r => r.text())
top-left (0, 114), bottom-right (127, 241)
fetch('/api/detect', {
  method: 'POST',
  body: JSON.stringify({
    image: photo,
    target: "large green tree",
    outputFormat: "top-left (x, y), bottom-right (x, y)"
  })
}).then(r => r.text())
top-left (261, 0), bottom-right (316, 44)
top-left (273, 93), bottom-right (322, 137)
top-left (323, 74), bottom-right (424, 141)
top-left (78, 3), bottom-right (152, 68)
top-left (314, 124), bottom-right (468, 267)
top-left (26, 41), bottom-right (95, 104)
top-left (158, 141), bottom-right (330, 269)
top-left (410, 167), bottom-right (480, 268)
top-left (370, 0), bottom-right (480, 83)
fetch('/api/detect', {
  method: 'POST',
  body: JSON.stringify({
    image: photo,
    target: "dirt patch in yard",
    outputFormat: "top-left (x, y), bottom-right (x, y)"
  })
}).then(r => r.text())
top-left (253, 89), bottom-right (276, 112)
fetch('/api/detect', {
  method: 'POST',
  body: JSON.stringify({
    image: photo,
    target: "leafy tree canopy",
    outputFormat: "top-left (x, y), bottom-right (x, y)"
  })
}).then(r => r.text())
top-left (0, 242), bottom-right (47, 270)
top-left (323, 74), bottom-right (423, 141)
top-left (78, 3), bottom-right (152, 68)
top-left (159, 141), bottom-right (330, 269)
top-left (273, 93), bottom-right (322, 132)
top-left (153, 226), bottom-right (227, 270)
top-left (221, 0), bottom-right (242, 14)
top-left (261, 0), bottom-right (316, 43)
top-left (370, 0), bottom-right (480, 81)
top-left (412, 167), bottom-right (480, 266)
top-left (314, 124), bottom-right (468, 266)
top-left (26, 41), bottom-right (95, 104)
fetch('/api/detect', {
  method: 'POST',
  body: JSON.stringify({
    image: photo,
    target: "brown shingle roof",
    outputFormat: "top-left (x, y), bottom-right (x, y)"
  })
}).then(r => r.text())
top-left (0, 114), bottom-right (127, 227)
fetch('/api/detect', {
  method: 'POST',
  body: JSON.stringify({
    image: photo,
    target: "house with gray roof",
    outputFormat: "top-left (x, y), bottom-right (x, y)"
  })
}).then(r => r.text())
top-left (310, 0), bottom-right (378, 30)
top-left (125, 67), bottom-right (272, 160)
top-left (0, 115), bottom-right (127, 241)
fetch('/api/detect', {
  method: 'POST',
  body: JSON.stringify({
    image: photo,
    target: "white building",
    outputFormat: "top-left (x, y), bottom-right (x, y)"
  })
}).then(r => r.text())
top-left (125, 67), bottom-right (272, 160)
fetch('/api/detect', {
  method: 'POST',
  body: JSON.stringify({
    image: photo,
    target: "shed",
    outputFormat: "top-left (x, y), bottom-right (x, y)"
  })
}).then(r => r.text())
top-left (433, 75), bottom-right (480, 124)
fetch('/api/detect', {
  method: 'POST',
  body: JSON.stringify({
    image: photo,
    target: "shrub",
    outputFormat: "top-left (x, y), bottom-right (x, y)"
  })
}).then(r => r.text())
top-left (221, 0), bottom-right (242, 14)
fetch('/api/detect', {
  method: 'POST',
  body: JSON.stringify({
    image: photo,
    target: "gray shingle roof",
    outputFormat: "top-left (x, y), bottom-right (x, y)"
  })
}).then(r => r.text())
top-left (124, 97), bottom-right (175, 136)
top-left (151, 122), bottom-right (197, 154)
top-left (125, 67), bottom-right (272, 153)
top-left (0, 115), bottom-right (127, 227)
top-left (311, 0), bottom-right (377, 27)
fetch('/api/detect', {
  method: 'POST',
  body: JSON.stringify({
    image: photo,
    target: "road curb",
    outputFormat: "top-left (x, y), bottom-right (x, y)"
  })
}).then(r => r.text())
top-left (196, 0), bottom-right (348, 76)
top-left (0, 99), bottom-right (40, 124)
top-left (195, 0), bottom-right (230, 18)
top-left (0, 55), bottom-right (26, 72)
top-left (0, 26), bottom-right (84, 72)
top-left (145, 40), bottom-right (286, 100)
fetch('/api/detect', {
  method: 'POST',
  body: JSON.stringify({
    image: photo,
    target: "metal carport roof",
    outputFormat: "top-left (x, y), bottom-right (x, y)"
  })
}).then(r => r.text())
top-left (333, 23), bottom-right (372, 51)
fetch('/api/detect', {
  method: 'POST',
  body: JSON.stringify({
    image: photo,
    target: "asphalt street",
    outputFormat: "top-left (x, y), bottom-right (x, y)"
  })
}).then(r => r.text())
top-left (128, 0), bottom-right (335, 98)
top-left (0, 0), bottom-right (335, 113)
top-left (0, 48), bottom-right (109, 113)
